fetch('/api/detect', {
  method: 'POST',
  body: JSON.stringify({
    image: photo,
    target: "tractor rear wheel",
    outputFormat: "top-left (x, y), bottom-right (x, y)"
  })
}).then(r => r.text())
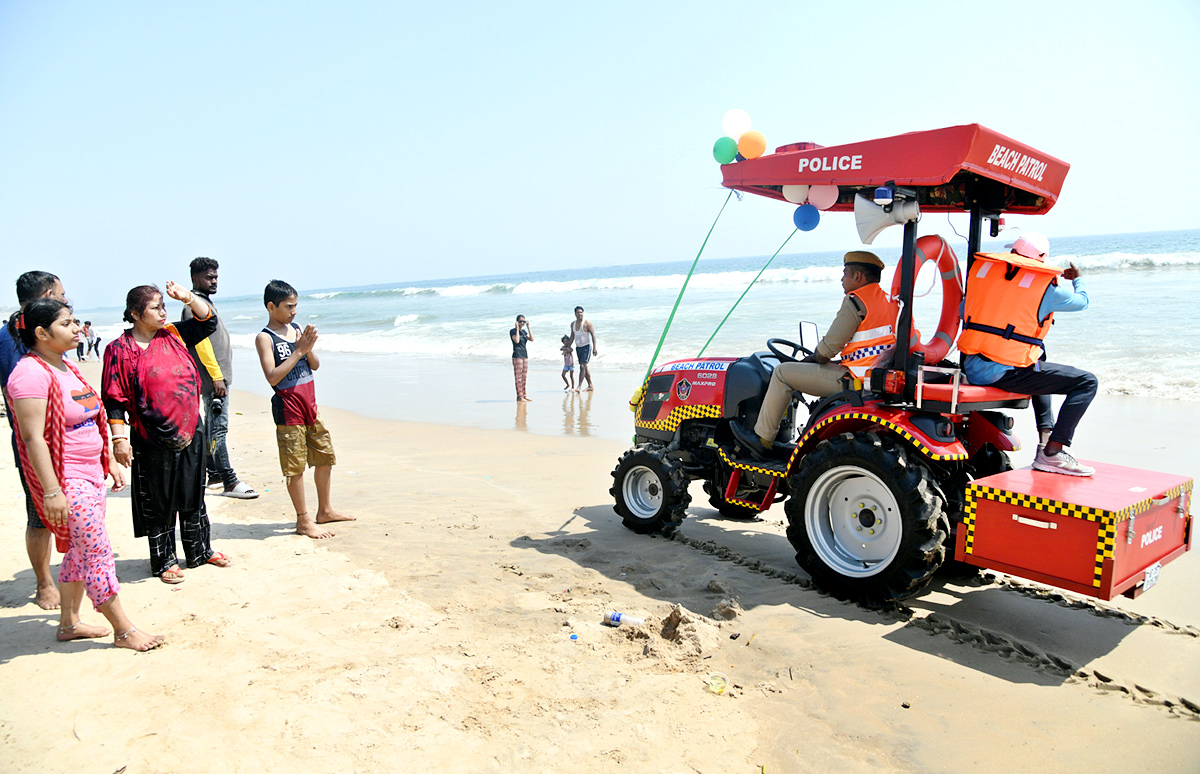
top-left (611, 444), bottom-right (691, 535)
top-left (786, 431), bottom-right (948, 603)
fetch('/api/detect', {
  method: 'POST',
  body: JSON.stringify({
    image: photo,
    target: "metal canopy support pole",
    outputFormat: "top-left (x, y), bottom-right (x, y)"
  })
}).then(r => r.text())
top-left (967, 199), bottom-right (984, 270)
top-left (895, 219), bottom-right (918, 401)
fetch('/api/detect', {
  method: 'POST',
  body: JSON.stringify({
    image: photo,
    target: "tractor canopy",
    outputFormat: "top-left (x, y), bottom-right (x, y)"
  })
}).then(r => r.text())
top-left (720, 124), bottom-right (1069, 216)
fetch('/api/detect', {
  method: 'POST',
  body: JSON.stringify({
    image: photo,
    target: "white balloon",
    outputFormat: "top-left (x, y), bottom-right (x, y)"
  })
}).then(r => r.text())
top-left (808, 184), bottom-right (840, 210)
top-left (782, 185), bottom-right (809, 204)
top-left (721, 109), bottom-right (752, 140)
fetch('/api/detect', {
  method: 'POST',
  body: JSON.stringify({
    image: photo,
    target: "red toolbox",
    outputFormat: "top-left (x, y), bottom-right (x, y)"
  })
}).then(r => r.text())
top-left (956, 461), bottom-right (1193, 600)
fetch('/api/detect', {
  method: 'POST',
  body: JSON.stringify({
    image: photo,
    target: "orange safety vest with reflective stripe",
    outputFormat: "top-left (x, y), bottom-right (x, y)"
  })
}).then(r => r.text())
top-left (840, 283), bottom-right (899, 378)
top-left (957, 252), bottom-right (1063, 368)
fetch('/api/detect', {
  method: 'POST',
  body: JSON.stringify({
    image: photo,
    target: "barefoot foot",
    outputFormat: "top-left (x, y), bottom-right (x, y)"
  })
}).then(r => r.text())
top-left (35, 584), bottom-right (61, 610)
top-left (297, 522), bottom-right (335, 539)
top-left (315, 510), bottom-right (356, 524)
top-left (58, 621), bottom-right (111, 641)
top-left (114, 626), bottom-right (165, 652)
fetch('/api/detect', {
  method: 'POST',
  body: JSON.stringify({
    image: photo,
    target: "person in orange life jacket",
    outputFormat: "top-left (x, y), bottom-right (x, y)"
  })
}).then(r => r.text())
top-left (730, 251), bottom-right (899, 461)
top-left (959, 232), bottom-right (1097, 477)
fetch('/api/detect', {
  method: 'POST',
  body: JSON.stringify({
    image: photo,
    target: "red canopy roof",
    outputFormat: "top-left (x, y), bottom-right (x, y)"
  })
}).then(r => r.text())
top-left (720, 124), bottom-right (1069, 215)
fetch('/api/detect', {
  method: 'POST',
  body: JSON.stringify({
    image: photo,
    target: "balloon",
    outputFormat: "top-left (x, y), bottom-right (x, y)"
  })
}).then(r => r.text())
top-left (793, 204), bottom-right (820, 231)
top-left (713, 136), bottom-right (738, 164)
top-left (782, 184), bottom-right (809, 204)
top-left (737, 130), bottom-right (767, 160)
top-left (722, 108), bottom-right (752, 140)
top-left (808, 184), bottom-right (840, 210)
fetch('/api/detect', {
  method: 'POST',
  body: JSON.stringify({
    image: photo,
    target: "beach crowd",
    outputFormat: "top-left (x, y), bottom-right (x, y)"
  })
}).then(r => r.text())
top-left (1, 260), bottom-right (354, 652)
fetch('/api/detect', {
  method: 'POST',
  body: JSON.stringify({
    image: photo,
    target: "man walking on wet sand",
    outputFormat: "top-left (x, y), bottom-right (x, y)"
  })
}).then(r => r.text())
top-left (569, 306), bottom-right (597, 391)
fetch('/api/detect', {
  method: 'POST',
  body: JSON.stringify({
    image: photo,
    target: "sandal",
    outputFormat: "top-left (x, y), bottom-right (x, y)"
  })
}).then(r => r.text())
top-left (160, 566), bottom-right (186, 584)
top-left (206, 552), bottom-right (232, 568)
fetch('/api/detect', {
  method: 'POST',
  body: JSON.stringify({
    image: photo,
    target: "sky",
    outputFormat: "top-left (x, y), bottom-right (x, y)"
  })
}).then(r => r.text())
top-left (1, 1), bottom-right (1198, 308)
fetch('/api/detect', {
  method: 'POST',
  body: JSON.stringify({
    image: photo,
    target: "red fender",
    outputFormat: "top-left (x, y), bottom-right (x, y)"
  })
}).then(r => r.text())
top-left (892, 235), bottom-right (963, 364)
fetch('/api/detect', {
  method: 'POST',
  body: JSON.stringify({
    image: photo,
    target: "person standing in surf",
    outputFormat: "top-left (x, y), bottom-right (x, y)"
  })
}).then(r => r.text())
top-left (510, 315), bottom-right (533, 402)
top-left (569, 306), bottom-right (597, 391)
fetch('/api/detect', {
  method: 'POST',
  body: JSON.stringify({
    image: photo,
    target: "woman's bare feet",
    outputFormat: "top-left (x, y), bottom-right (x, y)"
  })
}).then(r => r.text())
top-left (36, 583), bottom-right (61, 610)
top-left (57, 621), bottom-right (111, 641)
top-left (114, 626), bottom-right (165, 652)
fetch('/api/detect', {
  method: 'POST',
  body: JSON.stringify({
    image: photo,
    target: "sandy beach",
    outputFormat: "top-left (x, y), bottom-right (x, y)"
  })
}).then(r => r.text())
top-left (2, 359), bottom-right (1199, 773)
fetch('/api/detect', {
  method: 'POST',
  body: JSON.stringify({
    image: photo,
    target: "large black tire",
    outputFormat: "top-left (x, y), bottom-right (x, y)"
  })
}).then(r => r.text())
top-left (611, 444), bottom-right (692, 535)
top-left (785, 431), bottom-right (948, 604)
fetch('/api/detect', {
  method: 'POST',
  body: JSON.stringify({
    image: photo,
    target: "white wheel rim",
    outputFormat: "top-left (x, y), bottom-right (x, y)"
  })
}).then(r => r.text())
top-left (804, 465), bottom-right (901, 578)
top-left (623, 465), bottom-right (664, 519)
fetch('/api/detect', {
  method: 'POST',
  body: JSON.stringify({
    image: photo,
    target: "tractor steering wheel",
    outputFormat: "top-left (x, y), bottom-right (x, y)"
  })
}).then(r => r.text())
top-left (766, 338), bottom-right (815, 364)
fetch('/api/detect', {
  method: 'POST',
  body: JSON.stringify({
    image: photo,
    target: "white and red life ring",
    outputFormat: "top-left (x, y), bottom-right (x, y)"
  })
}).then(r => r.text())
top-left (890, 234), bottom-right (964, 364)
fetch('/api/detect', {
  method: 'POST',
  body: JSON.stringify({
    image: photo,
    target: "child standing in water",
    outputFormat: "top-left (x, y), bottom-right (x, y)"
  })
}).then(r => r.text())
top-left (254, 280), bottom-right (355, 539)
top-left (560, 335), bottom-right (576, 392)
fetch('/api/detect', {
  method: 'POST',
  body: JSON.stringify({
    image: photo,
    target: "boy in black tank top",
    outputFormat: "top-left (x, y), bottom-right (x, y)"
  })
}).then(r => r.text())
top-left (254, 279), bottom-right (358, 538)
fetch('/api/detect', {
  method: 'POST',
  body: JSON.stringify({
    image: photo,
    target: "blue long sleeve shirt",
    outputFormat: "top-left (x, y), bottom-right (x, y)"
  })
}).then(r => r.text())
top-left (963, 277), bottom-right (1089, 385)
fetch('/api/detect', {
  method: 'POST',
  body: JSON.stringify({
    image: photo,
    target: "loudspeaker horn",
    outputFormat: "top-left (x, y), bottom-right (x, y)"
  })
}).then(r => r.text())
top-left (854, 194), bottom-right (921, 244)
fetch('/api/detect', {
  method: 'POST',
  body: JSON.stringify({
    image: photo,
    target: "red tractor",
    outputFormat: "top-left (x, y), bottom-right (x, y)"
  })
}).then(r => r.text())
top-left (612, 125), bottom-right (1193, 604)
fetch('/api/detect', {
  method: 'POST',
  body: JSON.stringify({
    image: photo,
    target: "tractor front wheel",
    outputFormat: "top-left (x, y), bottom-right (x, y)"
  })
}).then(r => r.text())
top-left (786, 432), bottom-right (948, 603)
top-left (611, 444), bottom-right (692, 535)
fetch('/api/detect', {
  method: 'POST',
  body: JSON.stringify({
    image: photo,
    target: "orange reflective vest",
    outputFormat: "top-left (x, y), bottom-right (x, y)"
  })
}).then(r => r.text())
top-left (957, 252), bottom-right (1063, 368)
top-left (840, 283), bottom-right (899, 378)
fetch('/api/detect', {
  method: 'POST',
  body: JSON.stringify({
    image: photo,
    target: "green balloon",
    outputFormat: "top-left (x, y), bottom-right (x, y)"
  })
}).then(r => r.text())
top-left (713, 136), bottom-right (738, 164)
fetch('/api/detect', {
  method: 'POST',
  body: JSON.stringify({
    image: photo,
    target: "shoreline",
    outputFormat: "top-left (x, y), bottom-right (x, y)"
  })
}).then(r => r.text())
top-left (1, 360), bottom-right (1198, 771)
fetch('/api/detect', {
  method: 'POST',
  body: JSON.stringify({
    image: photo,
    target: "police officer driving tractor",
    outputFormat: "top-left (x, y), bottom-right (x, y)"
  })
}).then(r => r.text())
top-left (730, 250), bottom-right (899, 460)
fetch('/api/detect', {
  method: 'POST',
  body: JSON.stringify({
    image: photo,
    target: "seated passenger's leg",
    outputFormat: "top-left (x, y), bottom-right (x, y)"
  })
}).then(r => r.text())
top-left (752, 362), bottom-right (847, 442)
top-left (1040, 363), bottom-right (1098, 448)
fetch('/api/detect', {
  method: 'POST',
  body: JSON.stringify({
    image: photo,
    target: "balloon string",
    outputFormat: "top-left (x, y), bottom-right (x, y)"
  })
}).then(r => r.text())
top-left (697, 228), bottom-right (798, 358)
top-left (642, 190), bottom-right (734, 384)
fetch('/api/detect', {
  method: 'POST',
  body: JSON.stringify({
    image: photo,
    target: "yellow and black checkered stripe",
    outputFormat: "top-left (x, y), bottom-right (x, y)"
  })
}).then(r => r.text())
top-left (968, 484), bottom-right (1110, 523)
top-left (717, 447), bottom-right (789, 479)
top-left (792, 411), bottom-right (969, 463)
top-left (1120, 480), bottom-right (1193, 520)
top-left (635, 403), bottom-right (722, 433)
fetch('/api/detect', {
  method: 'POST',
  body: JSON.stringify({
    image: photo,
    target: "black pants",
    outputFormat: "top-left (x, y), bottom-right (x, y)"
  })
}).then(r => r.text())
top-left (990, 360), bottom-right (1098, 447)
top-left (131, 429), bottom-right (213, 576)
top-left (9, 430), bottom-right (42, 528)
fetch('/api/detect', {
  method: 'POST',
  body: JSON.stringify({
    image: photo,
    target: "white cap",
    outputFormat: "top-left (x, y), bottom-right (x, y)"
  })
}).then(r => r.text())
top-left (1007, 232), bottom-right (1049, 260)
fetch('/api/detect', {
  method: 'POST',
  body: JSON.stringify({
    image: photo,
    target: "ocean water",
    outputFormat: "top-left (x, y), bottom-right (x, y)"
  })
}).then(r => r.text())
top-left (39, 229), bottom-right (1200, 430)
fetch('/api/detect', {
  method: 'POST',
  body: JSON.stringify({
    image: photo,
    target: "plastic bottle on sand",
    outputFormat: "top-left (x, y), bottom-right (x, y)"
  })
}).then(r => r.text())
top-left (602, 611), bottom-right (644, 627)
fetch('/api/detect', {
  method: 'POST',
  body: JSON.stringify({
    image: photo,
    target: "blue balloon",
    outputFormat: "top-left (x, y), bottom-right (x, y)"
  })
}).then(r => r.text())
top-left (793, 204), bottom-right (820, 231)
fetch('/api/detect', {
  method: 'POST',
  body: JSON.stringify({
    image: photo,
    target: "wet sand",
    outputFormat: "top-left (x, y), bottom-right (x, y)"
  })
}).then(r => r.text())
top-left (1, 360), bottom-right (1198, 772)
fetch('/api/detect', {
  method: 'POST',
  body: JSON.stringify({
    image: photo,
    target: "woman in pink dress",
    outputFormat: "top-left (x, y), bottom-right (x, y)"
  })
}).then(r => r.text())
top-left (6, 298), bottom-right (163, 651)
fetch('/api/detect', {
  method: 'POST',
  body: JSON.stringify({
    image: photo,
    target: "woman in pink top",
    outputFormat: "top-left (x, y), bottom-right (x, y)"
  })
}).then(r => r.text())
top-left (6, 298), bottom-right (163, 651)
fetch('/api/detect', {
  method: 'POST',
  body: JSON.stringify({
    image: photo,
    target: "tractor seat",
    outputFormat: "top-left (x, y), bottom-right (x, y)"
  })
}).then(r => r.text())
top-left (915, 379), bottom-right (1029, 413)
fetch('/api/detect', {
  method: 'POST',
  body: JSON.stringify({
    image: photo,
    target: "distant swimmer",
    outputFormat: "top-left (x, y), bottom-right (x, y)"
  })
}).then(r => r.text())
top-left (959, 232), bottom-right (1097, 477)
top-left (569, 306), bottom-right (597, 391)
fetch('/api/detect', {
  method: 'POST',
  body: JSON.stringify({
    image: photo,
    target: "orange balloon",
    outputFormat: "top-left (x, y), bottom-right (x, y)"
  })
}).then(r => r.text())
top-left (737, 130), bottom-right (767, 160)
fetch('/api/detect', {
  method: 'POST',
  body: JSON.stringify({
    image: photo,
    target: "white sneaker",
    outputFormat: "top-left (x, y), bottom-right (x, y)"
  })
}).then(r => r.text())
top-left (206, 479), bottom-right (225, 491)
top-left (1033, 447), bottom-right (1095, 477)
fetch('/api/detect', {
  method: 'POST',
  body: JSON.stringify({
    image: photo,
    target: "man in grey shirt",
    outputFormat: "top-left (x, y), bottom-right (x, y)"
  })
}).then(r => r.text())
top-left (183, 257), bottom-right (258, 498)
